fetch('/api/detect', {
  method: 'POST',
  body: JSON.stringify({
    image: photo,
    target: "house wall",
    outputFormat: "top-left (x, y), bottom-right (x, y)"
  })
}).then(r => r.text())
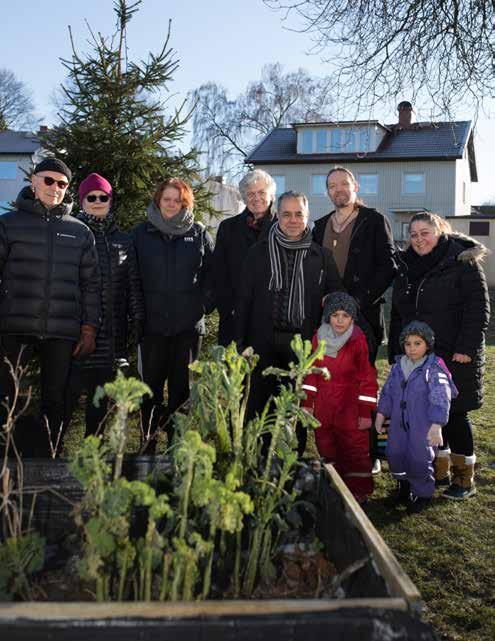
top-left (0, 153), bottom-right (35, 213)
top-left (257, 159), bottom-right (462, 241)
top-left (454, 152), bottom-right (472, 216)
top-left (448, 217), bottom-right (495, 287)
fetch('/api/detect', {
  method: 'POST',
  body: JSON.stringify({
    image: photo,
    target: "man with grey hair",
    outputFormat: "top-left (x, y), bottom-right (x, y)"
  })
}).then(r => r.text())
top-left (213, 169), bottom-right (276, 345)
top-left (236, 189), bottom-right (342, 455)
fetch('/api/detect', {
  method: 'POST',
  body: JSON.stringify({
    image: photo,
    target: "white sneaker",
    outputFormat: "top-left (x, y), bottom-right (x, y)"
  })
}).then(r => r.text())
top-left (372, 459), bottom-right (382, 475)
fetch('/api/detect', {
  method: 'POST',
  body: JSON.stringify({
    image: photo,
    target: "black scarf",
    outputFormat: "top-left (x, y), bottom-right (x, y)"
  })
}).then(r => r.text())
top-left (405, 235), bottom-right (449, 282)
top-left (78, 210), bottom-right (114, 233)
top-left (404, 235), bottom-right (450, 301)
top-left (268, 223), bottom-right (313, 328)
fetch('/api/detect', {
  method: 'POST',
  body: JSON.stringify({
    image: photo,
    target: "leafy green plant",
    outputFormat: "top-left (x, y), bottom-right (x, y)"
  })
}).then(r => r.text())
top-left (69, 336), bottom-right (327, 601)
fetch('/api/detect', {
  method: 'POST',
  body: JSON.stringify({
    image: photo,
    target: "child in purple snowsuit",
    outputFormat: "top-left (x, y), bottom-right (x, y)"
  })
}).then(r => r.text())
top-left (375, 321), bottom-right (458, 513)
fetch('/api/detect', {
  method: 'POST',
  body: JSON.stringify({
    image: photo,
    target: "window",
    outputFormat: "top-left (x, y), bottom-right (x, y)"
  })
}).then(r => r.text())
top-left (330, 129), bottom-right (342, 152)
top-left (358, 174), bottom-right (378, 195)
top-left (272, 175), bottom-right (286, 195)
top-left (400, 222), bottom-right (410, 241)
top-left (302, 130), bottom-right (313, 153)
top-left (469, 221), bottom-right (490, 236)
top-left (311, 175), bottom-right (327, 195)
top-left (344, 130), bottom-right (356, 152)
top-left (403, 173), bottom-right (425, 194)
top-left (0, 162), bottom-right (17, 180)
top-left (358, 129), bottom-right (370, 153)
top-left (315, 129), bottom-right (327, 153)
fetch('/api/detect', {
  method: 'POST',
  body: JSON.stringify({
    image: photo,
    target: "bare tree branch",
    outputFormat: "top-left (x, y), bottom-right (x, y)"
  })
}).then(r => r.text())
top-left (264, 1), bottom-right (495, 118)
top-left (190, 63), bottom-right (335, 180)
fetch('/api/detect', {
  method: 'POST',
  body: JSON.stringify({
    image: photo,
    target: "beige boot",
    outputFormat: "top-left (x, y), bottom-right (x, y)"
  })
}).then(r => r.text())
top-left (434, 448), bottom-right (451, 487)
top-left (442, 453), bottom-right (476, 500)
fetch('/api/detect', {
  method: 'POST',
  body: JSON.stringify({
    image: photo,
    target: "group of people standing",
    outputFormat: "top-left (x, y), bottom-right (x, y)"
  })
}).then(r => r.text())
top-left (0, 158), bottom-right (489, 509)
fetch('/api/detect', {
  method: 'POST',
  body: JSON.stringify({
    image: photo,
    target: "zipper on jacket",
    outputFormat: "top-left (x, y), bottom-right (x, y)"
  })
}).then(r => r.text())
top-left (42, 213), bottom-right (54, 339)
top-left (415, 277), bottom-right (427, 313)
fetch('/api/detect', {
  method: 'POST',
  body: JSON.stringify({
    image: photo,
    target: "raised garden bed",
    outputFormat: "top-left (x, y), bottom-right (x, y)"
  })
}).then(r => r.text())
top-left (0, 460), bottom-right (437, 640)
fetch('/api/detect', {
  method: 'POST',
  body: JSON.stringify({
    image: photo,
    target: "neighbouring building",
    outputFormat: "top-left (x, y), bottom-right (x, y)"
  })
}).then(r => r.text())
top-left (448, 208), bottom-right (495, 286)
top-left (245, 102), bottom-right (477, 244)
top-left (0, 129), bottom-right (44, 213)
top-left (203, 176), bottom-right (244, 232)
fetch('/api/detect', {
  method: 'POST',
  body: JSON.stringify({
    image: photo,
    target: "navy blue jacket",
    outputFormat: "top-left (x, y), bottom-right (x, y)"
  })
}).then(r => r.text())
top-left (132, 220), bottom-right (214, 336)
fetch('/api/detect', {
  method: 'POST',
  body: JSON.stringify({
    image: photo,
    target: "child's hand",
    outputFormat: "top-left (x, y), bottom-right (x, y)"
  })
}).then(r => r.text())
top-left (358, 416), bottom-right (372, 430)
top-left (305, 406), bottom-right (314, 415)
top-left (374, 413), bottom-right (386, 433)
top-left (427, 424), bottom-right (443, 447)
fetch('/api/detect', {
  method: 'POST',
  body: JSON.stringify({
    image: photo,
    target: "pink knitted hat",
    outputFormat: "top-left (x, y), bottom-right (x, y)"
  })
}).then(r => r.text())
top-left (78, 173), bottom-right (113, 203)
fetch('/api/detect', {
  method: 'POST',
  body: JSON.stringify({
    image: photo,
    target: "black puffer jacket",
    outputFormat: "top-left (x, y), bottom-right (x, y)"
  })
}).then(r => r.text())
top-left (235, 238), bottom-right (342, 354)
top-left (0, 187), bottom-right (99, 341)
top-left (313, 206), bottom-right (397, 345)
top-left (132, 220), bottom-right (214, 337)
top-left (389, 234), bottom-right (490, 412)
top-left (76, 213), bottom-right (144, 368)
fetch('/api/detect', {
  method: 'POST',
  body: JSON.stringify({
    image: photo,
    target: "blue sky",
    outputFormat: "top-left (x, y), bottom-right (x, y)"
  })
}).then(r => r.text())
top-left (2, 0), bottom-right (494, 203)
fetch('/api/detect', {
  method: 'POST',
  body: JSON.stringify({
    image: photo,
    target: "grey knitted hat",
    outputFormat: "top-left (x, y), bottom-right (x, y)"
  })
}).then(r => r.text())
top-left (322, 291), bottom-right (358, 322)
top-left (399, 321), bottom-right (435, 351)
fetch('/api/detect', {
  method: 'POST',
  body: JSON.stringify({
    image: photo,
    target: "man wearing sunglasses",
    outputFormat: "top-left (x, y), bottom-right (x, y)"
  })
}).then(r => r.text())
top-left (0, 158), bottom-right (100, 457)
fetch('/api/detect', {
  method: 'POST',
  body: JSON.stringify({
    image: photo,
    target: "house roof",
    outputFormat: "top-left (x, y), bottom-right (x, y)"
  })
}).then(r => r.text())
top-left (0, 130), bottom-right (40, 154)
top-left (246, 121), bottom-right (477, 181)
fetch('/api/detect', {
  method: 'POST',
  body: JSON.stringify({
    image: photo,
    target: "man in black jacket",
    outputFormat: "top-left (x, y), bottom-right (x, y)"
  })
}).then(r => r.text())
top-left (213, 169), bottom-right (276, 346)
top-left (0, 158), bottom-right (100, 456)
top-left (313, 166), bottom-right (397, 363)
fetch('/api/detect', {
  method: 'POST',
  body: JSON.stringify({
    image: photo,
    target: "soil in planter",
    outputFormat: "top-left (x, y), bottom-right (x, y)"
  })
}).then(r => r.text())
top-left (252, 545), bottom-right (338, 599)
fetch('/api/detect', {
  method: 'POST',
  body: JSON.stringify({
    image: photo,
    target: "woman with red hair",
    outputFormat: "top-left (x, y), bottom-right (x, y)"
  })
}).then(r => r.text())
top-left (133, 178), bottom-right (214, 452)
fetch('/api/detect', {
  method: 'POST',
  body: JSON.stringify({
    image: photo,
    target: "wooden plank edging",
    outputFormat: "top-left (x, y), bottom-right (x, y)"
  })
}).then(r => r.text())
top-left (323, 463), bottom-right (422, 614)
top-left (0, 598), bottom-right (408, 621)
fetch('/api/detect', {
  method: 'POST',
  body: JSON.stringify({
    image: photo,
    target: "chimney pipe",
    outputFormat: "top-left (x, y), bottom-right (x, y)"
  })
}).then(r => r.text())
top-left (397, 101), bottom-right (414, 128)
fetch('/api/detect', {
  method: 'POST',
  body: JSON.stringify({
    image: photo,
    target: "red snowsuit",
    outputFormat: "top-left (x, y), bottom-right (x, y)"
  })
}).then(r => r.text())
top-left (303, 326), bottom-right (378, 499)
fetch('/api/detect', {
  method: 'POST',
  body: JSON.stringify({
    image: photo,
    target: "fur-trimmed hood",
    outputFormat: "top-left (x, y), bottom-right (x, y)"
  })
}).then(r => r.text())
top-left (449, 232), bottom-right (490, 264)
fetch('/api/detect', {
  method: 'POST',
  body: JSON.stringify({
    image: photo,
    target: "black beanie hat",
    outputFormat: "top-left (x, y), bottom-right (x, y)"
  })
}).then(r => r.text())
top-left (399, 321), bottom-right (435, 351)
top-left (33, 158), bottom-right (72, 182)
top-left (322, 291), bottom-right (358, 323)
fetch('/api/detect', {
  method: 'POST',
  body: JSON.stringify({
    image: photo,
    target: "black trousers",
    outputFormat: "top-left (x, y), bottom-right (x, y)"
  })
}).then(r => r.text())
top-left (66, 365), bottom-right (114, 437)
top-left (139, 332), bottom-right (196, 447)
top-left (0, 335), bottom-right (74, 456)
top-left (247, 330), bottom-right (307, 457)
top-left (439, 411), bottom-right (474, 457)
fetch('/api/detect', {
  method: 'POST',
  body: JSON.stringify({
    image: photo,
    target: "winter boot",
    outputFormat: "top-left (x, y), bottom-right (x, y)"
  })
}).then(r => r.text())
top-left (442, 453), bottom-right (476, 500)
top-left (407, 494), bottom-right (432, 514)
top-left (396, 479), bottom-right (411, 504)
top-left (434, 448), bottom-right (451, 487)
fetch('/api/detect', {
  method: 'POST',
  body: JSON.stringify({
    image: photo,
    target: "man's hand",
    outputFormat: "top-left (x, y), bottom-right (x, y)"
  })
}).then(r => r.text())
top-left (73, 324), bottom-right (97, 359)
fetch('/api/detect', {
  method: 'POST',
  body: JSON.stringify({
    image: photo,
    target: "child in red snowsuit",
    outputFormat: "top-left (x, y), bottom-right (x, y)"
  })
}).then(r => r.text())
top-left (302, 292), bottom-right (378, 502)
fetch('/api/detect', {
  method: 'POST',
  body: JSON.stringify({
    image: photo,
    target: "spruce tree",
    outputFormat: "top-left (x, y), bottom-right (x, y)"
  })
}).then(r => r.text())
top-left (42, 0), bottom-right (213, 228)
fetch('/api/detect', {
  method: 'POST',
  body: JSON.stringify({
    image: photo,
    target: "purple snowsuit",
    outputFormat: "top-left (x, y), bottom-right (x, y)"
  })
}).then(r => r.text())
top-left (378, 353), bottom-right (458, 498)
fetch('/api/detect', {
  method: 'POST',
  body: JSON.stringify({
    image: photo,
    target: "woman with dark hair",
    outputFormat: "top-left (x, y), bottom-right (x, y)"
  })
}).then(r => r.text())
top-left (133, 178), bottom-right (214, 451)
top-left (67, 172), bottom-right (144, 437)
top-left (389, 212), bottom-right (490, 500)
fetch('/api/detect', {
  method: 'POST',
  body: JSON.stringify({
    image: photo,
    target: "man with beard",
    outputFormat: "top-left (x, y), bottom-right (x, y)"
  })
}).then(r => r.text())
top-left (313, 166), bottom-right (396, 473)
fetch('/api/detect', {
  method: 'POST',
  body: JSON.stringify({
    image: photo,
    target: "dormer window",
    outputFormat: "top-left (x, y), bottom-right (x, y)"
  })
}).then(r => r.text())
top-left (296, 122), bottom-right (387, 155)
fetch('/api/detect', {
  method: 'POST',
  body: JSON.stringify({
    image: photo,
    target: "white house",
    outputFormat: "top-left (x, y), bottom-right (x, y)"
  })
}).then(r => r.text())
top-left (245, 102), bottom-right (477, 244)
top-left (0, 130), bottom-right (44, 213)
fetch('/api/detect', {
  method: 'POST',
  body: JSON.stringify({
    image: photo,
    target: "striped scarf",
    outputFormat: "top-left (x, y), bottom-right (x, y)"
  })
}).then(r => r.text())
top-left (268, 223), bottom-right (313, 328)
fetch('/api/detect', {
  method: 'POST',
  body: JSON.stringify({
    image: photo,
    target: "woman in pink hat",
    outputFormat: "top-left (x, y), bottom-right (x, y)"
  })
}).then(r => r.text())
top-left (66, 173), bottom-right (144, 436)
